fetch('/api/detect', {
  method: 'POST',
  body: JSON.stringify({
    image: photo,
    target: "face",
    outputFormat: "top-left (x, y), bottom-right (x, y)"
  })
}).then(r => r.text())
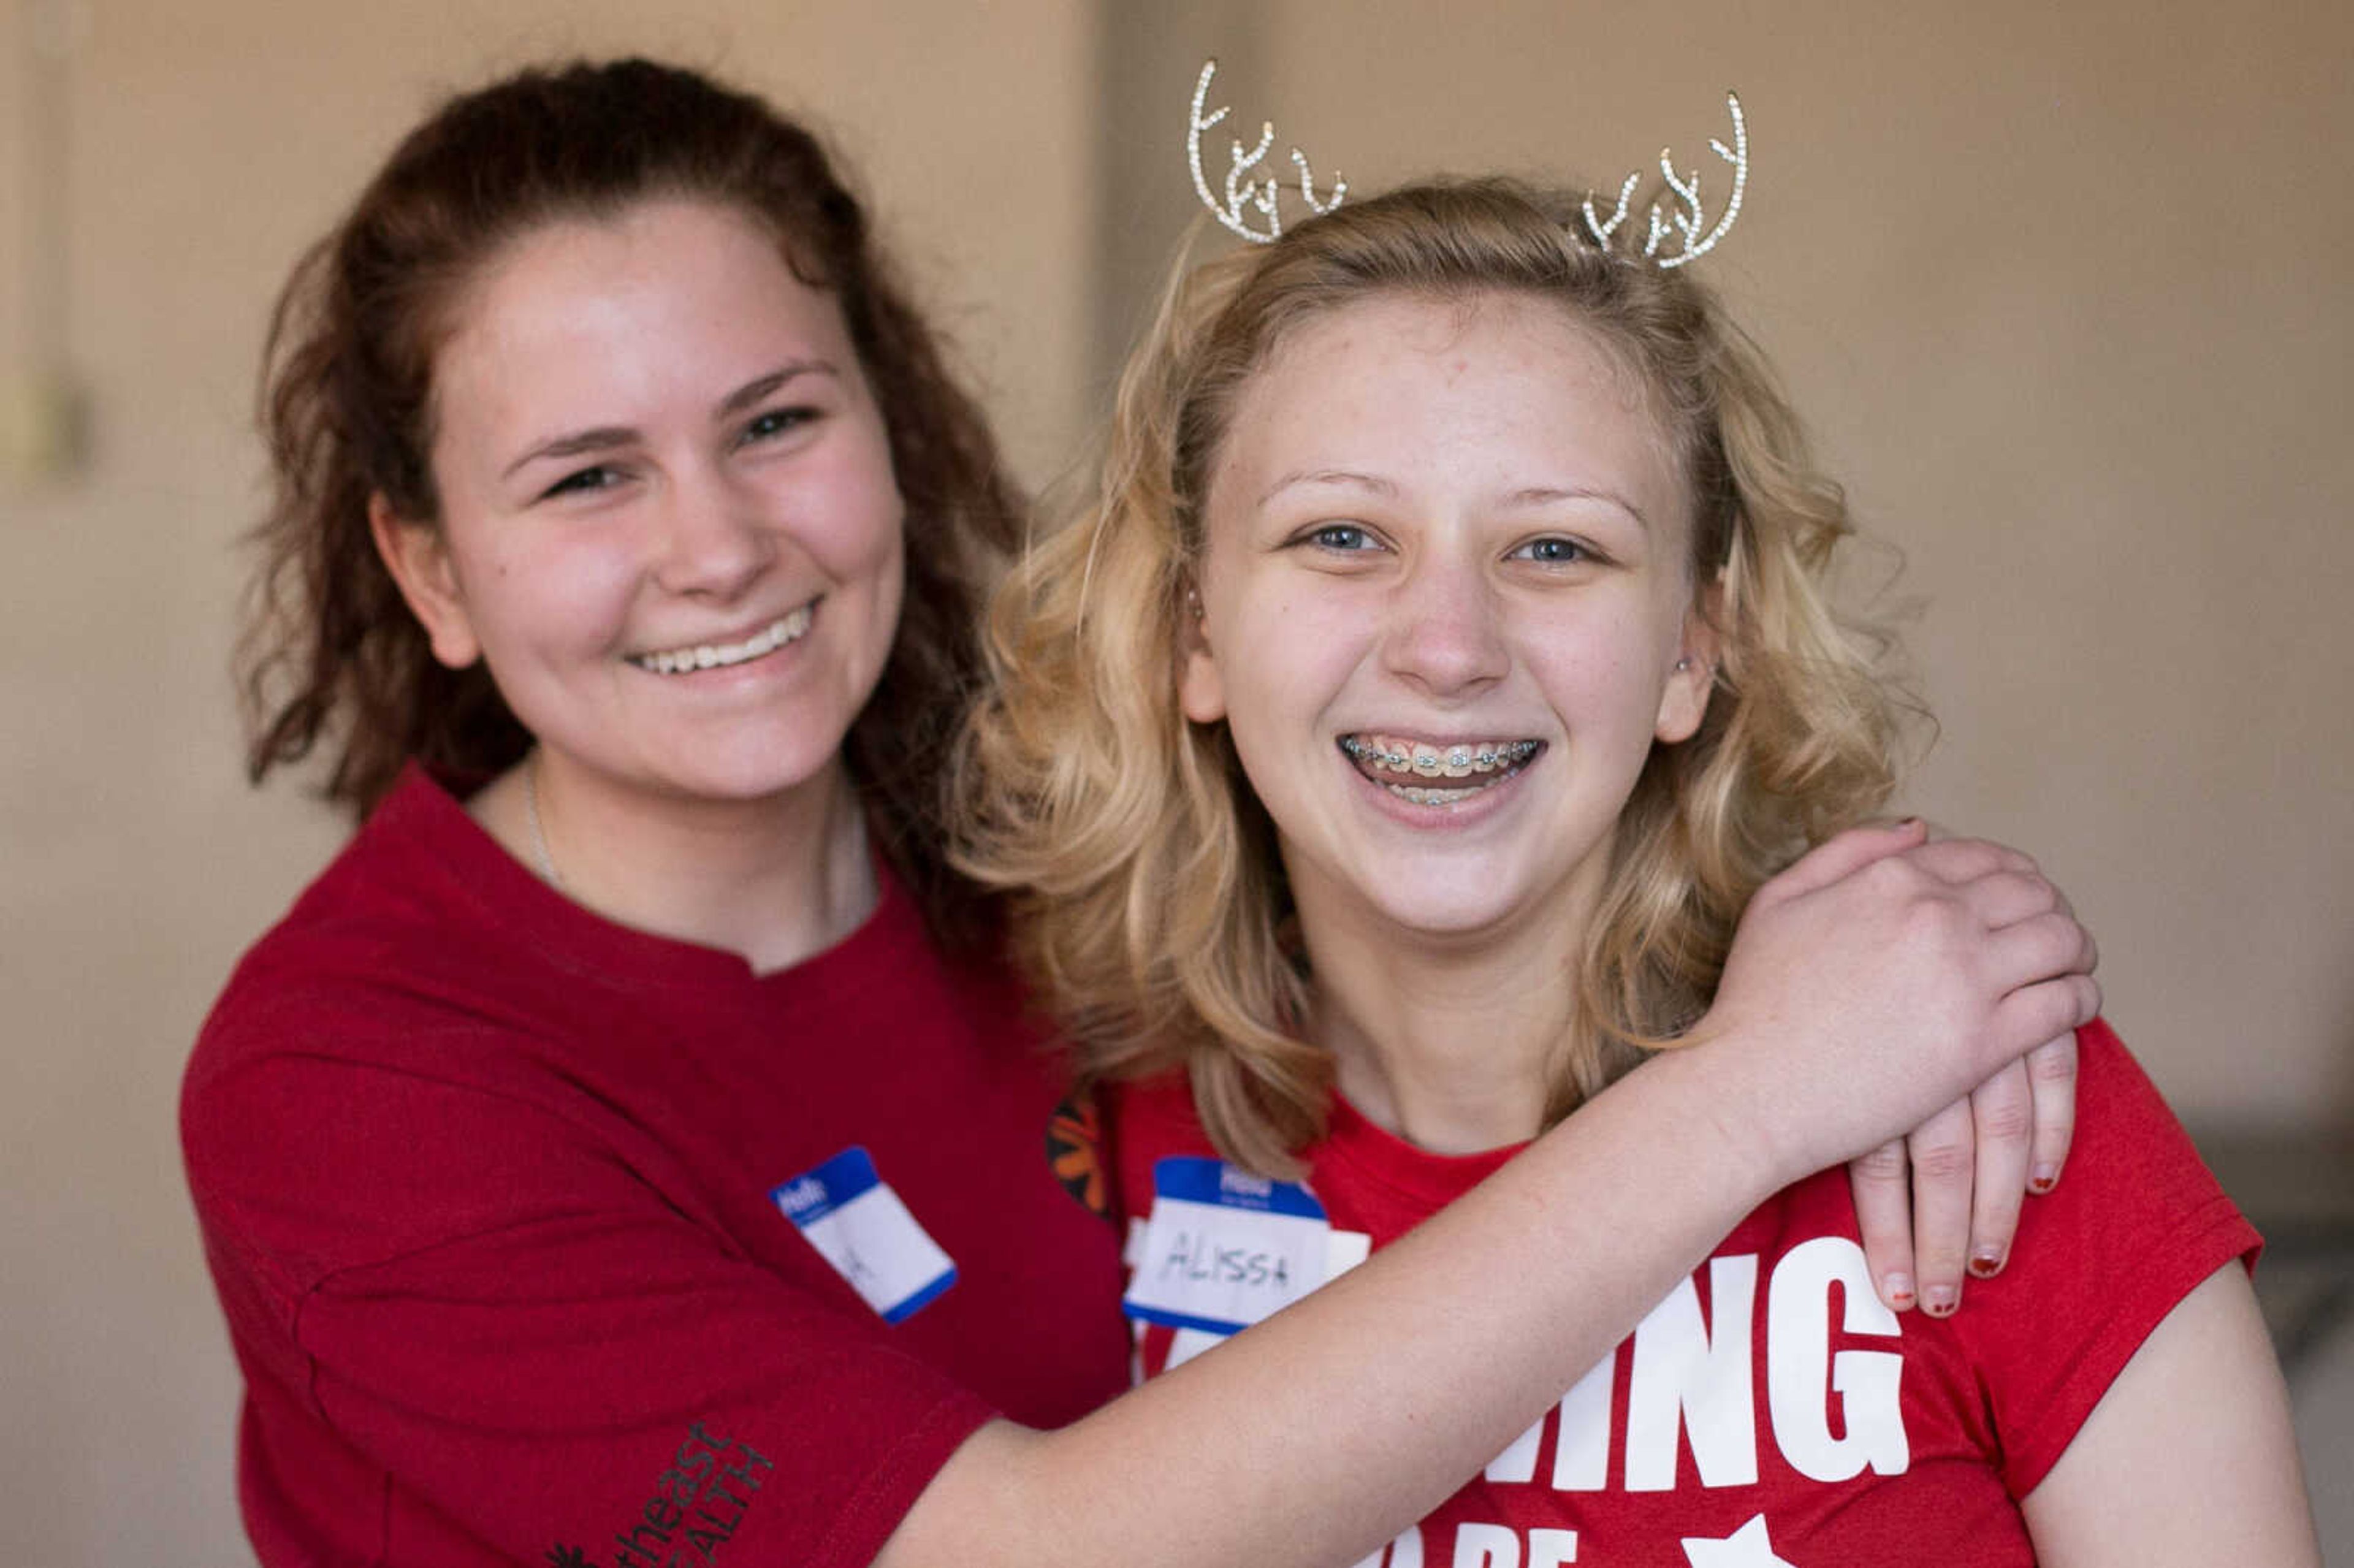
top-left (1179, 289), bottom-right (1717, 947)
top-left (374, 197), bottom-right (905, 812)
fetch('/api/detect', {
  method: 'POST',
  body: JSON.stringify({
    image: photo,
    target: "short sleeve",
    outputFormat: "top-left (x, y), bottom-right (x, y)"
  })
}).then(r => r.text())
top-left (185, 1041), bottom-right (992, 1568)
top-left (1962, 1019), bottom-right (2260, 1498)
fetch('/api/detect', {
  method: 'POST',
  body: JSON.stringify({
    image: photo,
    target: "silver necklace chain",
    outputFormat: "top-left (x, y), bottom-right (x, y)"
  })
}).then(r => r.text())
top-left (524, 753), bottom-right (565, 891)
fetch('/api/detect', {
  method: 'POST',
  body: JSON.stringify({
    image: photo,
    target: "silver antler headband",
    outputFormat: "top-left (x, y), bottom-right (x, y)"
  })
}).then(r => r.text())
top-left (1183, 59), bottom-right (1750, 268)
top-left (1580, 94), bottom-right (1748, 268)
top-left (1186, 59), bottom-right (1345, 245)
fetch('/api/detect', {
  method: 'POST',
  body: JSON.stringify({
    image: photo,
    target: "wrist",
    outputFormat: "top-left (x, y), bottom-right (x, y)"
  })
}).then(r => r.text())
top-left (1591, 1037), bottom-right (1791, 1221)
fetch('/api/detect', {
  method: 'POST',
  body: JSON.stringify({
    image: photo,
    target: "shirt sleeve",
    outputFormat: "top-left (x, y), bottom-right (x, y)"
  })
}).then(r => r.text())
top-left (185, 1037), bottom-right (993, 1568)
top-left (1964, 1019), bottom-right (2261, 1498)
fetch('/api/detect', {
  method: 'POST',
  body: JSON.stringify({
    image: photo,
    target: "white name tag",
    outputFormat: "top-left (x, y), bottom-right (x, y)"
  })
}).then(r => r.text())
top-left (772, 1146), bottom-right (956, 1324)
top-left (1123, 1156), bottom-right (1333, 1336)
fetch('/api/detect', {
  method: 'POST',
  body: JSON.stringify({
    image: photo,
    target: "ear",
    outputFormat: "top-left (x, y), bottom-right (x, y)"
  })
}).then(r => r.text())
top-left (1655, 574), bottom-right (1724, 745)
top-left (1175, 582), bottom-right (1227, 725)
top-left (369, 492), bottom-right (483, 670)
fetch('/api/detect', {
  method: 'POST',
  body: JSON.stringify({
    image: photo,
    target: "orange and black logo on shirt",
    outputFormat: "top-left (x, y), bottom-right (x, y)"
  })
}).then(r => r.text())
top-left (1046, 1087), bottom-right (1111, 1222)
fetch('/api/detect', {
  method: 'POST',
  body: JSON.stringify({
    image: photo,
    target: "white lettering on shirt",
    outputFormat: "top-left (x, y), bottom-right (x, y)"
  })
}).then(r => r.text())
top-left (1141, 1234), bottom-right (1912, 1509)
top-left (1766, 1237), bottom-right (1909, 1481)
top-left (1625, 1255), bottom-right (1760, 1490)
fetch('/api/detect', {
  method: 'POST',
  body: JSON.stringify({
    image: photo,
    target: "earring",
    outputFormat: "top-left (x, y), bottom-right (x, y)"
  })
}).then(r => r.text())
top-left (1675, 657), bottom-right (1692, 671)
top-left (1186, 586), bottom-right (1203, 619)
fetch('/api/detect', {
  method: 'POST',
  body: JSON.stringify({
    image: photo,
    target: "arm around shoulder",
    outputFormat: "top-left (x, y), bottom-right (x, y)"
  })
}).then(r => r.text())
top-left (878, 826), bottom-right (2108, 1568)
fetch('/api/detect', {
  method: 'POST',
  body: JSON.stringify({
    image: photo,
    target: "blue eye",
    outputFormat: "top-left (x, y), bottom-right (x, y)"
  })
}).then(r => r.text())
top-left (1512, 536), bottom-right (1589, 565)
top-left (1304, 523), bottom-right (1378, 552)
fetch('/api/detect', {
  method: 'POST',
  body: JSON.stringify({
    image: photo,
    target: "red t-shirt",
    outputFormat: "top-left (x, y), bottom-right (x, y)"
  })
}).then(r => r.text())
top-left (183, 766), bottom-right (1128, 1567)
top-left (1107, 1020), bottom-right (2256, 1567)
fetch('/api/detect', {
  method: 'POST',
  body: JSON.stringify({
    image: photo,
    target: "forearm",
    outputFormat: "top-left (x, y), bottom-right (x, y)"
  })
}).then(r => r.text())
top-left (880, 1044), bottom-right (1777, 1568)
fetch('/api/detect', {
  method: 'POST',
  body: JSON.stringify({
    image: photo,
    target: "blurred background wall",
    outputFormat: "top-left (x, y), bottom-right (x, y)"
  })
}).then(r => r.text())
top-left (1, 1), bottom-right (2345, 1560)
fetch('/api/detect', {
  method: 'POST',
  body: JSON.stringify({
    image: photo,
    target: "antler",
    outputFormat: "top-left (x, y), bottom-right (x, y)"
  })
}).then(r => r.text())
top-left (1187, 59), bottom-right (1346, 246)
top-left (1581, 93), bottom-right (1748, 270)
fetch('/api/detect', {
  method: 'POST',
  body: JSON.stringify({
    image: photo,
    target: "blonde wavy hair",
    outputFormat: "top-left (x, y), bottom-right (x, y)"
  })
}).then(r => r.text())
top-left (958, 179), bottom-right (1913, 1175)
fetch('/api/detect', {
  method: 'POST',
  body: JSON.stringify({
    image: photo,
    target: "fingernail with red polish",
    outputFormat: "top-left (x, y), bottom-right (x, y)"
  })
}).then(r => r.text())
top-left (1922, 1284), bottom-right (1959, 1317)
top-left (1883, 1273), bottom-right (1916, 1309)
top-left (2029, 1163), bottom-right (2060, 1193)
top-left (1968, 1247), bottom-right (2004, 1279)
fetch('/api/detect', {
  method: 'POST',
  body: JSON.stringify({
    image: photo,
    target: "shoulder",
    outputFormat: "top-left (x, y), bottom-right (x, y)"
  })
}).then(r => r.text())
top-left (185, 768), bottom-right (547, 1108)
top-left (201, 766), bottom-right (510, 1008)
top-left (180, 769), bottom-right (636, 1288)
top-left (1946, 1019), bottom-right (2259, 1494)
top-left (2019, 1019), bottom-right (2252, 1257)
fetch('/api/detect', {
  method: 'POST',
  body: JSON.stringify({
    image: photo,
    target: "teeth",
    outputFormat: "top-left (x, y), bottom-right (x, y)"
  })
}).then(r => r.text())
top-left (1343, 734), bottom-right (1537, 774)
top-left (1339, 734), bottom-right (1541, 802)
top-left (631, 605), bottom-right (813, 675)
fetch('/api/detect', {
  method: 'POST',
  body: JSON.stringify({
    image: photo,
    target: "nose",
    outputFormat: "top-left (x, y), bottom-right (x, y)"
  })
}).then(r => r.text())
top-left (1381, 552), bottom-right (1509, 697)
top-left (650, 463), bottom-right (775, 601)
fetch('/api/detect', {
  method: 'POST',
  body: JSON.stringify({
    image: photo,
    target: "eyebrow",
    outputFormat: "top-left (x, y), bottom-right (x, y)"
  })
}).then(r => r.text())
top-left (499, 359), bottom-right (842, 481)
top-left (1256, 468), bottom-right (1399, 508)
top-left (1257, 470), bottom-right (1651, 529)
top-left (716, 360), bottom-right (838, 418)
top-left (1499, 484), bottom-right (1652, 530)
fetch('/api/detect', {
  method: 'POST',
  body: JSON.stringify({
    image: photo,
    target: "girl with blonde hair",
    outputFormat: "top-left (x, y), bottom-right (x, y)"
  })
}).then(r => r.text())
top-left (961, 176), bottom-right (2316, 1563)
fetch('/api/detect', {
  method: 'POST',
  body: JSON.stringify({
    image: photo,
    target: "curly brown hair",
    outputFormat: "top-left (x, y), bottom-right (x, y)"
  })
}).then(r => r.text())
top-left (241, 58), bottom-right (1021, 942)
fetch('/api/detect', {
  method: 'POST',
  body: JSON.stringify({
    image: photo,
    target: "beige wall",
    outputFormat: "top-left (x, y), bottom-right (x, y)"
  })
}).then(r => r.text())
top-left (1, 1), bottom-right (2345, 1561)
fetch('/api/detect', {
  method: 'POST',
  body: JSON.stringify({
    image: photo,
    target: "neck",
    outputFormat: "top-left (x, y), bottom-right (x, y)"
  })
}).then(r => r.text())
top-left (1295, 862), bottom-right (1606, 1155)
top-left (475, 750), bottom-right (878, 975)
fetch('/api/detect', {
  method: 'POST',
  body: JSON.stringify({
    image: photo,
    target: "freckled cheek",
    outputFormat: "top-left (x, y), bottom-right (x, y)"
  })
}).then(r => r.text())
top-left (1277, 587), bottom-right (1377, 649)
top-left (1241, 595), bottom-right (1355, 688)
top-left (1521, 623), bottom-right (1664, 714)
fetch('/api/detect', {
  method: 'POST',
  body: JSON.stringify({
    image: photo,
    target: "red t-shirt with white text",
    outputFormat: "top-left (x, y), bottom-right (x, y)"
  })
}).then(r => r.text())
top-left (1107, 1020), bottom-right (2255, 1567)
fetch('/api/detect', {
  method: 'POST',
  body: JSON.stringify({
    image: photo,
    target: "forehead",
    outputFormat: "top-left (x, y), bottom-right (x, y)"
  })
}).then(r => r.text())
top-left (1208, 289), bottom-right (1683, 524)
top-left (424, 198), bottom-right (858, 447)
top-left (1256, 287), bottom-right (1647, 400)
top-left (438, 197), bottom-right (845, 375)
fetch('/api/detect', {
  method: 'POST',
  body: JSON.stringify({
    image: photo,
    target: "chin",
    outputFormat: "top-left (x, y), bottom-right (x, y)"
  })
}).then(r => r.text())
top-left (1368, 885), bottom-right (1528, 940)
top-left (666, 743), bottom-right (848, 805)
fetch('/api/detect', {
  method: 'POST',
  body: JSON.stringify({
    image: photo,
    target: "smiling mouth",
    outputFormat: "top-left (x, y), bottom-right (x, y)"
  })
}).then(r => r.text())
top-left (1338, 733), bottom-right (1544, 808)
top-left (627, 603), bottom-right (815, 675)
